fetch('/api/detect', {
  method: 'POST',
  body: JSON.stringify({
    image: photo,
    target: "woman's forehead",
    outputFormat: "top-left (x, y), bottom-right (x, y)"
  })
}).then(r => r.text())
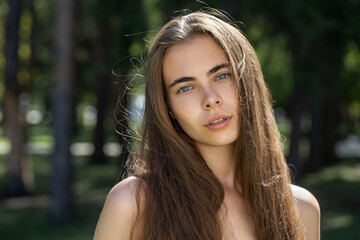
top-left (162, 35), bottom-right (228, 84)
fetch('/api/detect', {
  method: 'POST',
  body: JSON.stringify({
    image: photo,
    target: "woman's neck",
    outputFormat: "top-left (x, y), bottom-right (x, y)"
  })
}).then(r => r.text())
top-left (196, 143), bottom-right (236, 189)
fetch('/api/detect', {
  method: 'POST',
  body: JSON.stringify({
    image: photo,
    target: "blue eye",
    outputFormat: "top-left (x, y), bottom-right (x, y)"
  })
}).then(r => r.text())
top-left (216, 73), bottom-right (230, 80)
top-left (178, 86), bottom-right (192, 93)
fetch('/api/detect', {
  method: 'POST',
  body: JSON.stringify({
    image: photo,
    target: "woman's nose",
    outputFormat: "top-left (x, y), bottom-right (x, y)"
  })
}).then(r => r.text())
top-left (202, 86), bottom-right (222, 109)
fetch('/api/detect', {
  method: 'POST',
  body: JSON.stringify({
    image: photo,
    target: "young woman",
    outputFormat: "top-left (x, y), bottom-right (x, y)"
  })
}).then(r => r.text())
top-left (94, 10), bottom-right (320, 240)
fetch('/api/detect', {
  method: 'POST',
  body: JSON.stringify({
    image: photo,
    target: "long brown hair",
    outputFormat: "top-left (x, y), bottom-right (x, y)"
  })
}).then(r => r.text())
top-left (126, 10), bottom-right (305, 240)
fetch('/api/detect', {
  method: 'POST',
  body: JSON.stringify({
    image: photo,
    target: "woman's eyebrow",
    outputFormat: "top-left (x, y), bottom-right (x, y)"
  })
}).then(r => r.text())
top-left (207, 63), bottom-right (230, 76)
top-left (168, 63), bottom-right (230, 89)
top-left (169, 76), bottom-right (194, 89)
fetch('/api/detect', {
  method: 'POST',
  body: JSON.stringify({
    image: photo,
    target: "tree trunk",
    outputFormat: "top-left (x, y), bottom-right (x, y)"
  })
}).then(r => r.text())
top-left (2, 91), bottom-right (30, 196)
top-left (2, 0), bottom-right (33, 197)
top-left (309, 32), bottom-right (345, 169)
top-left (49, 0), bottom-right (75, 223)
top-left (287, 83), bottom-right (305, 182)
top-left (308, 99), bottom-right (323, 171)
top-left (91, 21), bottom-right (111, 165)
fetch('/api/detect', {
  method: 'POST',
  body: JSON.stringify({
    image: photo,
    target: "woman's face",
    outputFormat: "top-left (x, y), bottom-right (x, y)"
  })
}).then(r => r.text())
top-left (162, 34), bottom-right (239, 150)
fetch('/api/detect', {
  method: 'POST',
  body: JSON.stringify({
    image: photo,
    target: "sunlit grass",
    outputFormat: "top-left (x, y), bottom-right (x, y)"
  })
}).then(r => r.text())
top-left (27, 125), bottom-right (54, 143)
top-left (323, 213), bottom-right (354, 231)
top-left (304, 162), bottom-right (360, 184)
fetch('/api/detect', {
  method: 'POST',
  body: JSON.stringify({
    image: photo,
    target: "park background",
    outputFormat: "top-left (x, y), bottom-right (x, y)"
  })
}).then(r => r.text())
top-left (0, 0), bottom-right (359, 239)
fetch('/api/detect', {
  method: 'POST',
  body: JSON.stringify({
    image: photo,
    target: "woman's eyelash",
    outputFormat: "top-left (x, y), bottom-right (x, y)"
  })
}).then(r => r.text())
top-left (177, 85), bottom-right (192, 93)
top-left (216, 73), bottom-right (230, 80)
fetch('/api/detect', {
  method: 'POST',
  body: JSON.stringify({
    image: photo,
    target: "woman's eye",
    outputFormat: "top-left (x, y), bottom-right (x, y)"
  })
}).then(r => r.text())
top-left (178, 86), bottom-right (192, 93)
top-left (216, 73), bottom-right (230, 80)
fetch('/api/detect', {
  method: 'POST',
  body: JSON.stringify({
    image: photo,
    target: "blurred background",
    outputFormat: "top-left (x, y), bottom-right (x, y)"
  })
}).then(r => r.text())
top-left (0, 0), bottom-right (359, 239)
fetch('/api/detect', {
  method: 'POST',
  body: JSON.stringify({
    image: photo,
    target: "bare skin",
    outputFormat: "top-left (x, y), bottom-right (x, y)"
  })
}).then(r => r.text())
top-left (93, 35), bottom-right (320, 240)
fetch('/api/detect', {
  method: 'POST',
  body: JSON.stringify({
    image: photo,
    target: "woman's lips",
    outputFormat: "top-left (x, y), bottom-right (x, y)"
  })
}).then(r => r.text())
top-left (205, 116), bottom-right (232, 130)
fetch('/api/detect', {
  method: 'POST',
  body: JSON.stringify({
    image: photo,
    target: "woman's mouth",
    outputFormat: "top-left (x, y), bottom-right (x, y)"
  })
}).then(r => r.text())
top-left (210, 118), bottom-right (227, 125)
top-left (206, 116), bottom-right (232, 130)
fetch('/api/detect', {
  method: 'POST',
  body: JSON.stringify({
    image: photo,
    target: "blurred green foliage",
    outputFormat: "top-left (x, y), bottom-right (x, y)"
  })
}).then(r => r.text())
top-left (1, 0), bottom-right (358, 126)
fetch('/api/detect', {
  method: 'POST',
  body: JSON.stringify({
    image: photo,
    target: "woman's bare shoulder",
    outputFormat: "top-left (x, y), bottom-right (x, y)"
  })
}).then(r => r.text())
top-left (290, 184), bottom-right (321, 240)
top-left (93, 176), bottom-right (142, 240)
top-left (108, 176), bottom-right (141, 205)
